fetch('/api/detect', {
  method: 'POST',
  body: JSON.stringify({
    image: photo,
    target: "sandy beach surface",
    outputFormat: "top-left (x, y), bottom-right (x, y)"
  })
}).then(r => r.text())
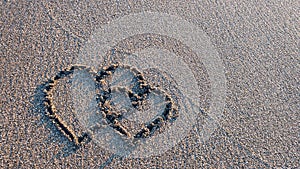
top-left (1, 1), bottom-right (299, 168)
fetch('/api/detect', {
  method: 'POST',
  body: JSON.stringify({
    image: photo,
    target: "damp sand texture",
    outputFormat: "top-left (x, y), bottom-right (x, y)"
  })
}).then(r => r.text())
top-left (1, 1), bottom-right (299, 168)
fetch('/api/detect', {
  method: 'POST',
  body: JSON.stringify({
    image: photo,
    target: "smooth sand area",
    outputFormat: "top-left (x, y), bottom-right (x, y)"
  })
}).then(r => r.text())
top-left (1, 1), bottom-right (299, 168)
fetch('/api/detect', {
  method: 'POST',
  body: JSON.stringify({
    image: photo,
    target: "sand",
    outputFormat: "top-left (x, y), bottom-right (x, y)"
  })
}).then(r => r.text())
top-left (1, 0), bottom-right (299, 168)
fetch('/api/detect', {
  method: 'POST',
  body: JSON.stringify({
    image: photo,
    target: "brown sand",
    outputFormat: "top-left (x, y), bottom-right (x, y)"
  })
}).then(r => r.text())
top-left (1, 0), bottom-right (299, 168)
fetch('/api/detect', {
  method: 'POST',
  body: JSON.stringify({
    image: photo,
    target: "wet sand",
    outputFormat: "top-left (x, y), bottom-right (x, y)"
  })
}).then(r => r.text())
top-left (1, 1), bottom-right (299, 168)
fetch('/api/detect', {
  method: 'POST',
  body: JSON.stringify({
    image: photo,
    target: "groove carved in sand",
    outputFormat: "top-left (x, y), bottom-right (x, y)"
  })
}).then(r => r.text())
top-left (43, 63), bottom-right (179, 146)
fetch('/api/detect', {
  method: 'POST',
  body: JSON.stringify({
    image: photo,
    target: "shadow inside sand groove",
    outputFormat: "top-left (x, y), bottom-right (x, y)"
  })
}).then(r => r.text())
top-left (30, 82), bottom-right (86, 158)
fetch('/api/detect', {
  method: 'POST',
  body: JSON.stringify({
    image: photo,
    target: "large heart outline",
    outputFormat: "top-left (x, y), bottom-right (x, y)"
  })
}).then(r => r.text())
top-left (92, 63), bottom-right (179, 139)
